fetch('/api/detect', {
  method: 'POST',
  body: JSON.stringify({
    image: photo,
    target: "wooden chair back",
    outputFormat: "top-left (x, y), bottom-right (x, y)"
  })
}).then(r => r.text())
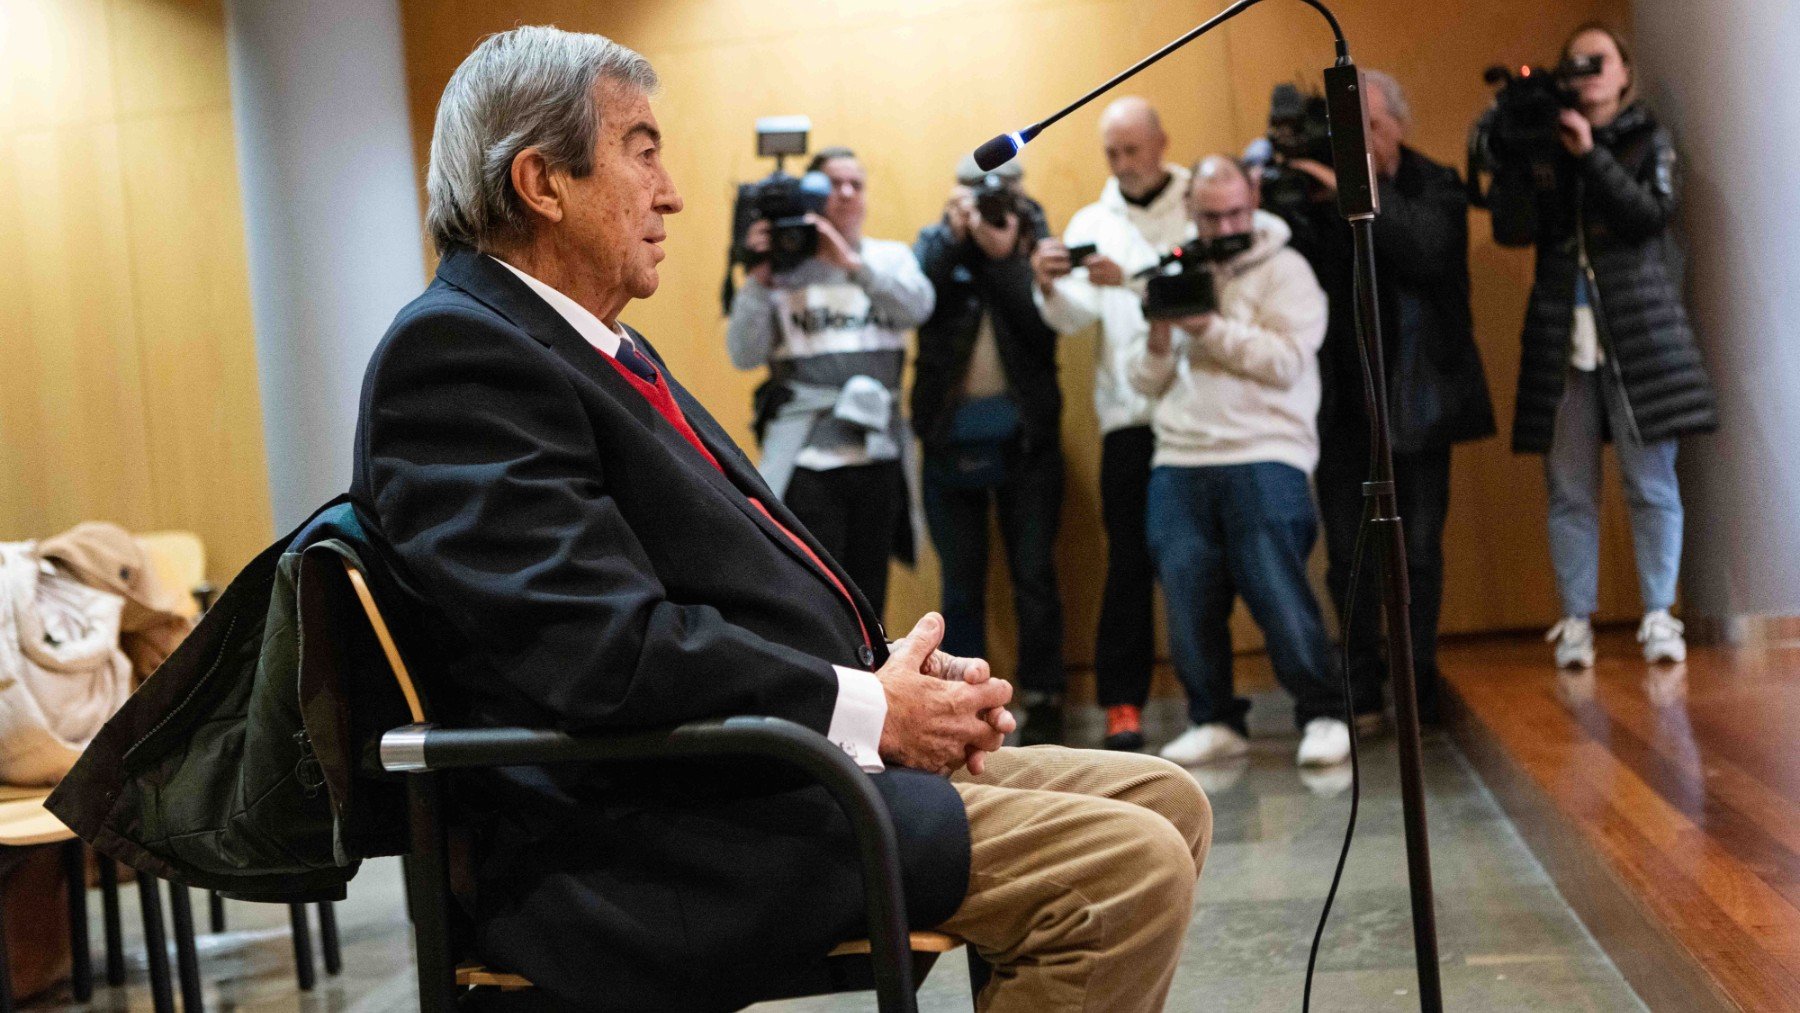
top-left (135, 531), bottom-right (206, 619)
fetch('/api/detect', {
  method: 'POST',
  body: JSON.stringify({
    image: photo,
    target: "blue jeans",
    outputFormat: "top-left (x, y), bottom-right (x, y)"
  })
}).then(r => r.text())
top-left (1545, 367), bottom-right (1683, 616)
top-left (1147, 462), bottom-right (1339, 732)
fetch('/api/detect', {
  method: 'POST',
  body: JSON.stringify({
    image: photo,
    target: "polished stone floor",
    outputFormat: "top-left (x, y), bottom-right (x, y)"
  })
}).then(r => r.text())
top-left (29, 691), bottom-right (1646, 1012)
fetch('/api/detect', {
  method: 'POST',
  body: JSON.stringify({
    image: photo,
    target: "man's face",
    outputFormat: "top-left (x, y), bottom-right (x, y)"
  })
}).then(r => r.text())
top-left (1102, 118), bottom-right (1168, 200)
top-left (819, 156), bottom-right (867, 239)
top-left (1190, 175), bottom-right (1256, 244)
top-left (557, 81), bottom-right (684, 301)
top-left (1365, 83), bottom-right (1404, 180)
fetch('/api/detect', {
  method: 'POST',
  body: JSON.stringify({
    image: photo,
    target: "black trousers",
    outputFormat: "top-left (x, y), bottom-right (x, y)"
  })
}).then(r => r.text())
top-left (1315, 438), bottom-right (1453, 721)
top-left (784, 460), bottom-right (906, 619)
top-left (1095, 425), bottom-right (1158, 709)
top-left (922, 441), bottom-right (1065, 695)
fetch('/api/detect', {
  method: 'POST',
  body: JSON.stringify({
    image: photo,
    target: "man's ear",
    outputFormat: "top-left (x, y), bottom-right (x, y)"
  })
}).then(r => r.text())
top-left (510, 147), bottom-right (566, 227)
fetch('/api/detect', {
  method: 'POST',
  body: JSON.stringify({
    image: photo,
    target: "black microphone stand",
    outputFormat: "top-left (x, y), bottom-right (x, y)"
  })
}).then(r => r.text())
top-left (972, 3), bottom-right (1444, 1010)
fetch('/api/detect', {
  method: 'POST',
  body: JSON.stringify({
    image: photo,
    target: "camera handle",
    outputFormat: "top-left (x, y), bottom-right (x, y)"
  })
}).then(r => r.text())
top-left (967, 4), bottom-right (1444, 1012)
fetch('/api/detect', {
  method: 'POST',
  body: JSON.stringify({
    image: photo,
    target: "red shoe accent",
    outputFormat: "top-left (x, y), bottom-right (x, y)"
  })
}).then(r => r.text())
top-left (1106, 704), bottom-right (1143, 739)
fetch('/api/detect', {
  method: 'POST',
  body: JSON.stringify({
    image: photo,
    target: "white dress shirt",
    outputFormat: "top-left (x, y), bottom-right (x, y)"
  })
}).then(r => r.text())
top-left (490, 255), bottom-right (888, 772)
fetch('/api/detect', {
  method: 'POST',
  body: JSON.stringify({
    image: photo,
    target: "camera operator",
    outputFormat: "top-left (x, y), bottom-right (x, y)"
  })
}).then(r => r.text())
top-left (1127, 156), bottom-right (1347, 770)
top-left (1500, 24), bottom-right (1717, 669)
top-left (726, 146), bottom-right (936, 617)
top-left (913, 157), bottom-right (1066, 744)
top-left (1030, 96), bottom-right (1191, 752)
top-left (1270, 70), bottom-right (1497, 726)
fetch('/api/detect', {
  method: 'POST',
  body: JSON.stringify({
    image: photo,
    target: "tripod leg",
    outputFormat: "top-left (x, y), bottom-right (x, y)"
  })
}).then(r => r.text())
top-left (1349, 215), bottom-right (1443, 1012)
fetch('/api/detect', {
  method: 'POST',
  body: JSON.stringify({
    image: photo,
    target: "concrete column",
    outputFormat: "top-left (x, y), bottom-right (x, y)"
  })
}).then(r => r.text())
top-left (1632, 1), bottom-right (1800, 625)
top-left (225, 0), bottom-right (425, 528)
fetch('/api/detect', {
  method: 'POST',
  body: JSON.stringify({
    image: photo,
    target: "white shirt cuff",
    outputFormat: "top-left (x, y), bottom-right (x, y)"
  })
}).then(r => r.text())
top-left (829, 666), bottom-right (888, 773)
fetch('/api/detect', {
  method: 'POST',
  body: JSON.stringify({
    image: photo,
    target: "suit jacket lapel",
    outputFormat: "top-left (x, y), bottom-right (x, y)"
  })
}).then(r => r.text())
top-left (434, 247), bottom-right (661, 432)
top-left (648, 343), bottom-right (884, 636)
top-left (434, 248), bottom-right (881, 641)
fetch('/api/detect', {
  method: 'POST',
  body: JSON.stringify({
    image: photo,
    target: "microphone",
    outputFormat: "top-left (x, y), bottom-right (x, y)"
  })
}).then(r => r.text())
top-left (966, 0), bottom-right (1349, 172)
top-left (973, 130), bottom-right (1033, 172)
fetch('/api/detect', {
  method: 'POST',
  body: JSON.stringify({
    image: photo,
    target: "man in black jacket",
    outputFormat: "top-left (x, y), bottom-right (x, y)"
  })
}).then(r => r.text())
top-left (1269, 70), bottom-right (1496, 724)
top-left (353, 27), bottom-right (1208, 1011)
top-left (913, 158), bottom-right (1068, 746)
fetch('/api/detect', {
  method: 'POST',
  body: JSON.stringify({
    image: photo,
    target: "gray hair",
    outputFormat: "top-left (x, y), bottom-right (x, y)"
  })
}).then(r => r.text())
top-left (1362, 69), bottom-right (1411, 130)
top-left (425, 26), bottom-right (658, 254)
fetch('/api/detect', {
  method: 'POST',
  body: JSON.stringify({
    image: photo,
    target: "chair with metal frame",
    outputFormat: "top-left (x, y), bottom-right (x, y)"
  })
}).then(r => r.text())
top-left (322, 555), bottom-right (966, 1012)
top-left (0, 786), bottom-right (199, 1013)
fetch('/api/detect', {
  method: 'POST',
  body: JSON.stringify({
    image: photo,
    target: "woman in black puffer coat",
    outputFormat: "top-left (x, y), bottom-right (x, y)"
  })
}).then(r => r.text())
top-left (1504, 23), bottom-right (1717, 669)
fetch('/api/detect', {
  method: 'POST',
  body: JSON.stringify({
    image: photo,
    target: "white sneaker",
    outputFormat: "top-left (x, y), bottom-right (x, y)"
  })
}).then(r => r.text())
top-left (1299, 764), bottom-right (1354, 798)
top-left (1546, 617), bottom-right (1596, 669)
top-left (1639, 610), bottom-right (1687, 664)
top-left (1158, 723), bottom-right (1249, 766)
top-left (1188, 756), bottom-right (1251, 796)
top-left (1296, 718), bottom-right (1351, 767)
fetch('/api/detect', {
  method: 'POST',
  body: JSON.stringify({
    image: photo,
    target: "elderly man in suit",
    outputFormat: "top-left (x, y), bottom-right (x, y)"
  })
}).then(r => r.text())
top-left (354, 26), bottom-right (1209, 1012)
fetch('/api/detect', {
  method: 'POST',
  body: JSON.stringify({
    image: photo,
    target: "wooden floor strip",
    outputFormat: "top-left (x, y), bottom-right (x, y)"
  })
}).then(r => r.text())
top-left (1443, 632), bottom-right (1800, 1011)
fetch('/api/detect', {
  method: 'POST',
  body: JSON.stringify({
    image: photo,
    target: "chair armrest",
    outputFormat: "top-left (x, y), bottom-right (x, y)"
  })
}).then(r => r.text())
top-left (378, 717), bottom-right (918, 1008)
top-left (379, 716), bottom-right (859, 775)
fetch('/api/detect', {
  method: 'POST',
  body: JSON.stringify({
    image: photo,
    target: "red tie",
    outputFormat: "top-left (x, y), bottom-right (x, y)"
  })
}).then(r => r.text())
top-left (599, 350), bottom-right (874, 657)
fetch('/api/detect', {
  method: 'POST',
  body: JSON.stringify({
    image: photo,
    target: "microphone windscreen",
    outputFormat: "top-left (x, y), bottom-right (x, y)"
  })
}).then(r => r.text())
top-left (973, 133), bottom-right (1021, 172)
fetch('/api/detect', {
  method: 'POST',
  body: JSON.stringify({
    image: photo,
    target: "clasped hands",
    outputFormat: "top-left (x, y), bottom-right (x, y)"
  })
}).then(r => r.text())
top-left (875, 613), bottom-right (1015, 777)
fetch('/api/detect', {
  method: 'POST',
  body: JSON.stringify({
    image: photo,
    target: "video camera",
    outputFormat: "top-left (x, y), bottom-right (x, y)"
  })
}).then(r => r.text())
top-left (1140, 233), bottom-right (1252, 320)
top-left (1467, 55), bottom-right (1603, 244)
top-left (722, 116), bottom-right (830, 312)
top-left (972, 173), bottom-right (1024, 228)
top-left (1251, 83), bottom-right (1334, 217)
top-left (963, 172), bottom-right (1049, 254)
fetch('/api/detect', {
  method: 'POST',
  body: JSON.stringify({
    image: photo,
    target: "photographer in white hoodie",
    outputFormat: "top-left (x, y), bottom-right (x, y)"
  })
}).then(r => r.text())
top-left (1030, 96), bottom-right (1191, 751)
top-left (1128, 156), bottom-right (1347, 769)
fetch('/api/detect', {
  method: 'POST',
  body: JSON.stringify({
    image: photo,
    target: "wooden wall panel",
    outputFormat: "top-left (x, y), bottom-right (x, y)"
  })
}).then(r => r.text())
top-left (3, 124), bottom-right (157, 535)
top-left (0, 0), bottom-right (272, 582)
top-left (398, 0), bottom-right (1651, 680)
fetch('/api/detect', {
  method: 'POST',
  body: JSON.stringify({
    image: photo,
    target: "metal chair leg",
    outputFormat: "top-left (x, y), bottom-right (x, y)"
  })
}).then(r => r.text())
top-left (317, 902), bottom-right (342, 976)
top-left (966, 946), bottom-right (991, 1000)
top-left (207, 892), bottom-right (226, 934)
top-left (0, 880), bottom-right (15, 1013)
top-left (137, 875), bottom-right (176, 1013)
top-left (168, 884), bottom-right (204, 1011)
top-left (61, 842), bottom-right (93, 1002)
top-left (401, 777), bottom-right (458, 1012)
top-left (288, 903), bottom-right (316, 991)
top-left (97, 857), bottom-right (125, 987)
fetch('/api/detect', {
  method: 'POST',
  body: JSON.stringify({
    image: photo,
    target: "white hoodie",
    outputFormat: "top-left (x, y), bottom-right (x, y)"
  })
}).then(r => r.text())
top-left (1035, 164), bottom-right (1192, 435)
top-left (1127, 211), bottom-right (1327, 475)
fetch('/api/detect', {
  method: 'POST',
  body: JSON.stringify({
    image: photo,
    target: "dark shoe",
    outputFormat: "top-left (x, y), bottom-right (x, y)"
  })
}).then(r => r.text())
top-left (1021, 693), bottom-right (1065, 747)
top-left (1104, 704), bottom-right (1145, 751)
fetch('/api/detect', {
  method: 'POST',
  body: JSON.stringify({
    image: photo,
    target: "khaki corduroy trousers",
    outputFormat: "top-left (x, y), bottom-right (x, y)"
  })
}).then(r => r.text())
top-left (938, 745), bottom-right (1212, 1012)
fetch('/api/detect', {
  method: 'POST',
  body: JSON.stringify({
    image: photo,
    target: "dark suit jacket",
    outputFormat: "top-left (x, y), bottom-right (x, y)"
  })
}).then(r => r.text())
top-left (350, 245), bottom-right (970, 1010)
top-left (1290, 147), bottom-right (1496, 455)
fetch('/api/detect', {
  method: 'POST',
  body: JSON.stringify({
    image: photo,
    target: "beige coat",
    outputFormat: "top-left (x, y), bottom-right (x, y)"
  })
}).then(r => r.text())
top-left (38, 522), bottom-right (194, 684)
